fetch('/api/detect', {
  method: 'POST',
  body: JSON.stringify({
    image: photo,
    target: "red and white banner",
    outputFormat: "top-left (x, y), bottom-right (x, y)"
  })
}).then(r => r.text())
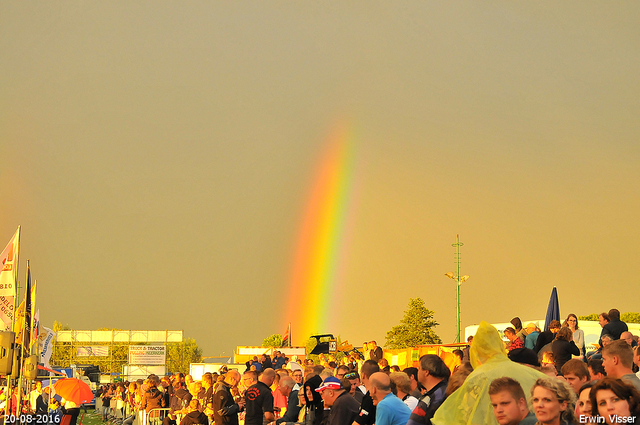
top-left (0, 227), bottom-right (20, 331)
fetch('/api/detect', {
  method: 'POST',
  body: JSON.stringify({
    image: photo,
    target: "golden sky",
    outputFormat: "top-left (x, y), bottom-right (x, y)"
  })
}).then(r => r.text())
top-left (1, 2), bottom-right (639, 355)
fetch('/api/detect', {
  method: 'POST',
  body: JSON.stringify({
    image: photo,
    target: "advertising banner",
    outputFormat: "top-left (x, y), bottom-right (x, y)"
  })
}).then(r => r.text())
top-left (77, 346), bottom-right (109, 357)
top-left (0, 228), bottom-right (19, 298)
top-left (123, 365), bottom-right (167, 380)
top-left (39, 327), bottom-right (55, 368)
top-left (0, 296), bottom-right (13, 332)
top-left (0, 228), bottom-right (19, 331)
top-left (128, 345), bottom-right (166, 365)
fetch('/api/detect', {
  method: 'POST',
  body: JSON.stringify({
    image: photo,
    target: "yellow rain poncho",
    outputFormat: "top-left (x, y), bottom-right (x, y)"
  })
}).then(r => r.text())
top-left (432, 321), bottom-right (546, 425)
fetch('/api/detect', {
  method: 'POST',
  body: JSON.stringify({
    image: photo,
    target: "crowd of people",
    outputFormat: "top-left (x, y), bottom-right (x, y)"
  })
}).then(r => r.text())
top-left (86, 313), bottom-right (640, 425)
top-left (431, 310), bottom-right (640, 425)
top-left (10, 310), bottom-right (640, 425)
top-left (0, 379), bottom-right (78, 424)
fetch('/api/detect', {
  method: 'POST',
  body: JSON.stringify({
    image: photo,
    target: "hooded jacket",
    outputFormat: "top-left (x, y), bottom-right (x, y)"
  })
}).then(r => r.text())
top-left (303, 375), bottom-right (324, 425)
top-left (432, 321), bottom-right (547, 425)
top-left (179, 410), bottom-right (209, 425)
top-left (142, 387), bottom-right (166, 413)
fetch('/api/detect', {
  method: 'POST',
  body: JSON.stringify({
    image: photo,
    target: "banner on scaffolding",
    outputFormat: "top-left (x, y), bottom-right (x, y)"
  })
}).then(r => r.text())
top-left (77, 346), bottom-right (109, 357)
top-left (128, 345), bottom-right (166, 365)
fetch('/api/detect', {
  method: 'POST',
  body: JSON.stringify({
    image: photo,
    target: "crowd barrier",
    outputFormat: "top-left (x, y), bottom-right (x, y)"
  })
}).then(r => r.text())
top-left (143, 407), bottom-right (170, 425)
top-left (96, 397), bottom-right (167, 425)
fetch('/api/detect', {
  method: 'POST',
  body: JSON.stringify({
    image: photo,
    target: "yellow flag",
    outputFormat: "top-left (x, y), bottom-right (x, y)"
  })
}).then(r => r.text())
top-left (13, 300), bottom-right (25, 345)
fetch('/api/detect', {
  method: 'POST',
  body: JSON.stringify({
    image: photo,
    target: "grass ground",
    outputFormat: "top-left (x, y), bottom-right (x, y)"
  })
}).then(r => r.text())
top-left (78, 408), bottom-right (105, 425)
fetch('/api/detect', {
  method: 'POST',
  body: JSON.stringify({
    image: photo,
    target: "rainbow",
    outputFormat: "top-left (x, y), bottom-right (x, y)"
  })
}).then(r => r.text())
top-left (284, 125), bottom-right (359, 345)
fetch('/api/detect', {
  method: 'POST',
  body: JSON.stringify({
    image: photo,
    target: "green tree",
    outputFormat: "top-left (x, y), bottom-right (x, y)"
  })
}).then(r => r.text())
top-left (621, 312), bottom-right (640, 324)
top-left (262, 334), bottom-right (283, 348)
top-left (53, 320), bottom-right (71, 332)
top-left (167, 338), bottom-right (203, 374)
top-left (385, 298), bottom-right (441, 349)
top-left (578, 312), bottom-right (640, 323)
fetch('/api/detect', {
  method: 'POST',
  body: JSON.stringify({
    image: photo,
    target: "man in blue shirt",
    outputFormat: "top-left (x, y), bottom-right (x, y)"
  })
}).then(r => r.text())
top-left (272, 351), bottom-right (286, 370)
top-left (369, 372), bottom-right (411, 425)
top-left (524, 323), bottom-right (539, 350)
top-left (251, 356), bottom-right (262, 371)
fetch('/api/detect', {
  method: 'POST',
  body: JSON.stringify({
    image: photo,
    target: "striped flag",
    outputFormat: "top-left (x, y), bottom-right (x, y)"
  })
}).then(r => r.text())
top-left (282, 323), bottom-right (291, 348)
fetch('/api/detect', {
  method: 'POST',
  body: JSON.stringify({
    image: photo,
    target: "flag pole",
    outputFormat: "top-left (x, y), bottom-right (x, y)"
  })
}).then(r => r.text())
top-left (15, 260), bottom-right (30, 417)
top-left (288, 323), bottom-right (292, 348)
top-left (30, 281), bottom-right (37, 356)
top-left (4, 226), bottom-right (20, 414)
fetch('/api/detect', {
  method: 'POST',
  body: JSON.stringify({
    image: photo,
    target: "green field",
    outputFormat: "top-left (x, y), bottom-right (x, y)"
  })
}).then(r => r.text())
top-left (78, 408), bottom-right (105, 425)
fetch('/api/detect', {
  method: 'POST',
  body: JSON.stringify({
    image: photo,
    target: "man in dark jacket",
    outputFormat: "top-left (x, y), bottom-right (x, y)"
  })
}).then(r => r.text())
top-left (602, 308), bottom-right (628, 341)
top-left (355, 360), bottom-right (379, 425)
top-left (406, 355), bottom-right (450, 425)
top-left (213, 370), bottom-right (244, 425)
top-left (534, 320), bottom-right (561, 353)
top-left (369, 341), bottom-right (383, 362)
top-left (161, 377), bottom-right (174, 407)
top-left (260, 355), bottom-right (273, 371)
top-left (316, 377), bottom-right (360, 425)
top-left (274, 377), bottom-right (300, 425)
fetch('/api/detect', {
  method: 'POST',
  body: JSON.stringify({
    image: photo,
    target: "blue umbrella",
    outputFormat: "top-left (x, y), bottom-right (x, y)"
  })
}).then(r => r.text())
top-left (544, 287), bottom-right (560, 331)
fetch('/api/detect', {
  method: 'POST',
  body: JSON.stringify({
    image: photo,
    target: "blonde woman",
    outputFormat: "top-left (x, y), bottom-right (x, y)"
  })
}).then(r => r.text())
top-left (530, 377), bottom-right (577, 425)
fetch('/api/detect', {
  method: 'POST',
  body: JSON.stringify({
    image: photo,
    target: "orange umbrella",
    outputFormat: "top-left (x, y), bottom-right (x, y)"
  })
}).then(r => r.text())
top-left (53, 378), bottom-right (94, 405)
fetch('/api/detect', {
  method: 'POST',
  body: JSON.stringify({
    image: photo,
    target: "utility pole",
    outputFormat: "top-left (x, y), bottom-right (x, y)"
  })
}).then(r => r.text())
top-left (445, 235), bottom-right (469, 343)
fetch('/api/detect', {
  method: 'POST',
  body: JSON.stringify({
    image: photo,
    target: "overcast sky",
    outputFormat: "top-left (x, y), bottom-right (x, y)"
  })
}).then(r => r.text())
top-left (1, 2), bottom-right (639, 356)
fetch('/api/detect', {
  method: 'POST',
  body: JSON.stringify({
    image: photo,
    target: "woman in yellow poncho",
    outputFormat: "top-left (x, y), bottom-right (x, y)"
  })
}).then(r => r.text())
top-left (432, 321), bottom-right (547, 425)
